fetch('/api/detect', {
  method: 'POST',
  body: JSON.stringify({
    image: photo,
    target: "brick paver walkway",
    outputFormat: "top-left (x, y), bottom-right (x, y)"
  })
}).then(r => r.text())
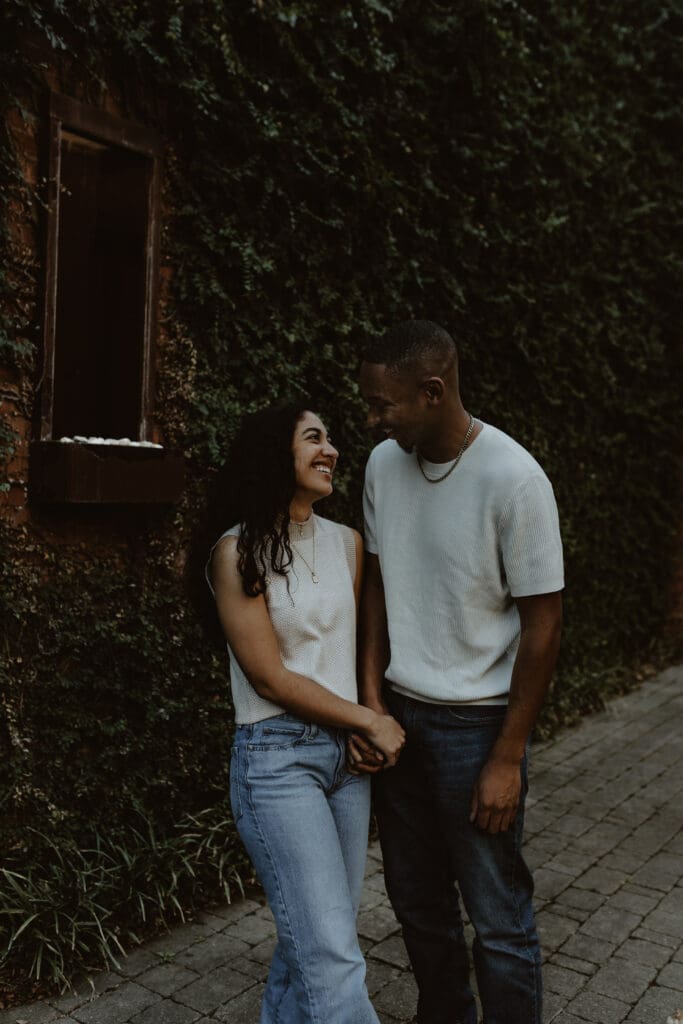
top-left (3, 665), bottom-right (682, 1024)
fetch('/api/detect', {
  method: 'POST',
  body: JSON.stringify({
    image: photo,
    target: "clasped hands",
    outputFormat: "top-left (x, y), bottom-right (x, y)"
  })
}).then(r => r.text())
top-left (347, 704), bottom-right (406, 772)
top-left (346, 732), bottom-right (389, 774)
top-left (347, 728), bottom-right (523, 835)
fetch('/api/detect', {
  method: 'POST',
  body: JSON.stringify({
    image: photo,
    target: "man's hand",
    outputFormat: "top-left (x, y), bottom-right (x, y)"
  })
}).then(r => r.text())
top-left (347, 732), bottom-right (386, 774)
top-left (468, 592), bottom-right (562, 834)
top-left (469, 757), bottom-right (522, 834)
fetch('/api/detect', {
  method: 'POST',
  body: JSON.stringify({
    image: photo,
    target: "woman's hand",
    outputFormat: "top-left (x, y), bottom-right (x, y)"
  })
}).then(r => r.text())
top-left (364, 713), bottom-right (405, 768)
top-left (347, 733), bottom-right (385, 774)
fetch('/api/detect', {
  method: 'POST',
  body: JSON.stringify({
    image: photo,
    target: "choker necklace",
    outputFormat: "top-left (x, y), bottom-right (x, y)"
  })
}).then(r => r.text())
top-left (417, 414), bottom-right (475, 484)
top-left (291, 517), bottom-right (319, 583)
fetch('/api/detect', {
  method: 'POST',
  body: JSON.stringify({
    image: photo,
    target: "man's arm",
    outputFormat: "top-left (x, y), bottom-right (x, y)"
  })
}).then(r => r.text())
top-left (348, 552), bottom-right (391, 772)
top-left (358, 553), bottom-right (391, 712)
top-left (470, 591), bottom-right (562, 834)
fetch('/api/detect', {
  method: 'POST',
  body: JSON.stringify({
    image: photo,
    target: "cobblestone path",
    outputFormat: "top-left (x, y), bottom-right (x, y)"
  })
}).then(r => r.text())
top-left (3, 665), bottom-right (682, 1024)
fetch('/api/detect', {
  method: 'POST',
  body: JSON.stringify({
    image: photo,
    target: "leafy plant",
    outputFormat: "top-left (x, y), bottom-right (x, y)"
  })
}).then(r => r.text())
top-left (0, 808), bottom-right (248, 990)
top-left (0, 0), bottom-right (681, 988)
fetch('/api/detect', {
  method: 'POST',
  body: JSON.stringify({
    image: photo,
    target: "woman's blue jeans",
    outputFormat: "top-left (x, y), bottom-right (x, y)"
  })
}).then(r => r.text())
top-left (231, 714), bottom-right (379, 1024)
top-left (374, 691), bottom-right (542, 1024)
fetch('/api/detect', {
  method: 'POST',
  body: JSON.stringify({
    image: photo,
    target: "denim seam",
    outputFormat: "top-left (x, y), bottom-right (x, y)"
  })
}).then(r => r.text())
top-left (230, 746), bottom-right (243, 824)
top-left (243, 753), bottom-right (320, 1024)
top-left (508, 777), bottom-right (540, 1024)
top-left (247, 743), bottom-right (305, 751)
top-left (330, 731), bottom-right (350, 791)
top-left (273, 967), bottom-right (291, 1024)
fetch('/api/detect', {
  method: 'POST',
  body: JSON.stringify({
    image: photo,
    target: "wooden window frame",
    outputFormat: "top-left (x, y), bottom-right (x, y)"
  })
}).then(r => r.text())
top-left (30, 93), bottom-right (184, 505)
top-left (40, 91), bottom-right (162, 443)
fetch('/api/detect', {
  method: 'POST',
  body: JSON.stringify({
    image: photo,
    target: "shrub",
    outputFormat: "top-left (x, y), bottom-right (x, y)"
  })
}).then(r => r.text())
top-left (1, 0), bottom-right (680, 986)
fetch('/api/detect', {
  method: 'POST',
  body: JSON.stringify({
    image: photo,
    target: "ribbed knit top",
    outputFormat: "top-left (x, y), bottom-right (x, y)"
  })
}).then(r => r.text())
top-left (364, 423), bottom-right (564, 704)
top-left (207, 515), bottom-right (358, 724)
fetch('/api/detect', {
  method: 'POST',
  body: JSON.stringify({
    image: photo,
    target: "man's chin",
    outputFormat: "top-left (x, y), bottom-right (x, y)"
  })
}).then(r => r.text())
top-left (396, 439), bottom-right (414, 453)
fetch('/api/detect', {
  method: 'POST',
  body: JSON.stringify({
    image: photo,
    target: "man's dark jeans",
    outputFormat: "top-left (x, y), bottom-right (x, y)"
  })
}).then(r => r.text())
top-left (374, 690), bottom-right (542, 1024)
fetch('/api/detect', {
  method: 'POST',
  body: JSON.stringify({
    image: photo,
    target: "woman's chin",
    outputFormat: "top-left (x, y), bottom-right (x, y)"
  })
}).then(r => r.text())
top-left (313, 481), bottom-right (333, 500)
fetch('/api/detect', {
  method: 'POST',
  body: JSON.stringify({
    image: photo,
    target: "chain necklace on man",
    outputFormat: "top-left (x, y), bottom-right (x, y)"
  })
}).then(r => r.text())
top-left (291, 516), bottom-right (319, 583)
top-left (417, 413), bottom-right (475, 484)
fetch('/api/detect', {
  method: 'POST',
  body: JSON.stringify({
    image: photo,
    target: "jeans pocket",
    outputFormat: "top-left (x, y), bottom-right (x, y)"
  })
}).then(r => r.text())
top-left (247, 716), bottom-right (309, 750)
top-left (229, 746), bottom-right (244, 824)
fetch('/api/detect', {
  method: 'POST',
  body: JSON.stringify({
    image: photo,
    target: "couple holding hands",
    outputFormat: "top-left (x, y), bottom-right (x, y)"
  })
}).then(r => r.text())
top-left (205, 320), bottom-right (564, 1024)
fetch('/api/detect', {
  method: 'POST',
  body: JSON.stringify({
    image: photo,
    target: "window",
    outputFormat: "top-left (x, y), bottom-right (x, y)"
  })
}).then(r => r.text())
top-left (41, 92), bottom-right (161, 443)
top-left (31, 94), bottom-right (183, 504)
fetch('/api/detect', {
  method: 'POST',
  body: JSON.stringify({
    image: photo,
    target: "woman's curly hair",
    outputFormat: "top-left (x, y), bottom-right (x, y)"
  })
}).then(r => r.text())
top-left (188, 403), bottom-right (311, 641)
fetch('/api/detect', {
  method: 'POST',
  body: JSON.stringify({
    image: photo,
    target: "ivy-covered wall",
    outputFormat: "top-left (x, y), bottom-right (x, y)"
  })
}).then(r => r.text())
top-left (1, 0), bottom-right (681, 989)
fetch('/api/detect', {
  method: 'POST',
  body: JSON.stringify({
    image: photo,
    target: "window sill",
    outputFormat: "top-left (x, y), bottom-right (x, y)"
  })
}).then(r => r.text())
top-left (29, 441), bottom-right (185, 504)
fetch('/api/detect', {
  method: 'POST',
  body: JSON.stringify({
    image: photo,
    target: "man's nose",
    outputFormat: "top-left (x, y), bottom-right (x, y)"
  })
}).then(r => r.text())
top-left (366, 409), bottom-right (379, 429)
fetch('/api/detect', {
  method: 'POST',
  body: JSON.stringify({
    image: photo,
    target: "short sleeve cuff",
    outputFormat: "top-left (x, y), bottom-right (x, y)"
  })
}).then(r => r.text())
top-left (509, 576), bottom-right (564, 598)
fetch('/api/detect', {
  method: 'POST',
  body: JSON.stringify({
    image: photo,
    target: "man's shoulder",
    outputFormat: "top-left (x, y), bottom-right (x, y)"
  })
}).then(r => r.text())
top-left (365, 439), bottom-right (411, 476)
top-left (477, 424), bottom-right (551, 486)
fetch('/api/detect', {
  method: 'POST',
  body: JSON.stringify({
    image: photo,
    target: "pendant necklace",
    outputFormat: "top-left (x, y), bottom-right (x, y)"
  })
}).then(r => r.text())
top-left (291, 516), bottom-right (319, 583)
top-left (290, 514), bottom-right (310, 539)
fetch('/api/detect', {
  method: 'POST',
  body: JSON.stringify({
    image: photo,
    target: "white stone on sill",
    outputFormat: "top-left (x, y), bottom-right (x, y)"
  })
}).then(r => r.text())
top-left (57, 436), bottom-right (163, 449)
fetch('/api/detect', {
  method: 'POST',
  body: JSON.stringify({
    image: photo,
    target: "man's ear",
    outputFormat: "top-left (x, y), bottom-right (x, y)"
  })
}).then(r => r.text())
top-left (421, 376), bottom-right (445, 404)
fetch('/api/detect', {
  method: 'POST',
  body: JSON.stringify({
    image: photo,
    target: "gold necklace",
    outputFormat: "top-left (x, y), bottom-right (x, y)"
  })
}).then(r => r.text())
top-left (290, 514), bottom-right (311, 539)
top-left (417, 414), bottom-right (475, 484)
top-left (291, 517), bottom-right (319, 583)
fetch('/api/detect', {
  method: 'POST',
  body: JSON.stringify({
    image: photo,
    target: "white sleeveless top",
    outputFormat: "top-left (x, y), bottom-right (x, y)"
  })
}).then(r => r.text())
top-left (207, 515), bottom-right (359, 724)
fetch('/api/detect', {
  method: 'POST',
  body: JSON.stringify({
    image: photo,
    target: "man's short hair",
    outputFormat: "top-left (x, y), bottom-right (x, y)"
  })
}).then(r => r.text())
top-left (362, 320), bottom-right (457, 374)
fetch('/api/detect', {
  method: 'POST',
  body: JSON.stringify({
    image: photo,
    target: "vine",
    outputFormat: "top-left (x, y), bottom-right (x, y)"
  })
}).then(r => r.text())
top-left (0, 0), bottom-right (681, 990)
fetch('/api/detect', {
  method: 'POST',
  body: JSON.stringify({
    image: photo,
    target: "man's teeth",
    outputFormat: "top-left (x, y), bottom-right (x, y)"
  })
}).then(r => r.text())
top-left (313, 465), bottom-right (331, 474)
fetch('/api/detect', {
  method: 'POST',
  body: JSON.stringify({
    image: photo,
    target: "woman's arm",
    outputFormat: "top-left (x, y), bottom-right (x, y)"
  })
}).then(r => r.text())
top-left (211, 536), bottom-right (404, 764)
top-left (348, 551), bottom-right (391, 773)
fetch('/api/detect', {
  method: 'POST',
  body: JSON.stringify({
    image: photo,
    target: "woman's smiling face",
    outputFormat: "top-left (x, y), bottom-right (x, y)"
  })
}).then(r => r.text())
top-left (291, 411), bottom-right (338, 501)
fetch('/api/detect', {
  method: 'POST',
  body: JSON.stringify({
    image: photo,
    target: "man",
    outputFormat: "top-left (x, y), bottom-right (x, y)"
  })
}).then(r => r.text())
top-left (350, 320), bottom-right (563, 1024)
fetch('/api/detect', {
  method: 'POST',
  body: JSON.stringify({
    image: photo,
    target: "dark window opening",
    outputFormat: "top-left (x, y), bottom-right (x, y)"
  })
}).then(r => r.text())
top-left (40, 93), bottom-right (161, 444)
top-left (52, 132), bottom-right (151, 439)
top-left (31, 96), bottom-right (184, 505)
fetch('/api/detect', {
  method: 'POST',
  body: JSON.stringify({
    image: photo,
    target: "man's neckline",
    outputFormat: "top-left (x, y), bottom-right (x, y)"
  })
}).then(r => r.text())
top-left (417, 421), bottom-right (486, 468)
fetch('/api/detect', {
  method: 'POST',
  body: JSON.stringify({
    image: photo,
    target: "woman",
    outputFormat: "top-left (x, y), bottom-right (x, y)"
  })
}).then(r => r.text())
top-left (205, 403), bottom-right (405, 1024)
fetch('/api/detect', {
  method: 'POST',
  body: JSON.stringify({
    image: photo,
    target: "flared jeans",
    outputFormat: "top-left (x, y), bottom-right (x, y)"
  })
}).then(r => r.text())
top-left (230, 714), bottom-right (379, 1024)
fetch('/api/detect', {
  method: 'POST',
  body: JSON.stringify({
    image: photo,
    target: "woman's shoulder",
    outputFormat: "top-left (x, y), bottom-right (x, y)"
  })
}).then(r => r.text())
top-left (314, 515), bottom-right (359, 542)
top-left (213, 523), bottom-right (241, 543)
top-left (315, 516), bottom-right (361, 576)
top-left (209, 524), bottom-right (241, 565)
top-left (205, 525), bottom-right (241, 595)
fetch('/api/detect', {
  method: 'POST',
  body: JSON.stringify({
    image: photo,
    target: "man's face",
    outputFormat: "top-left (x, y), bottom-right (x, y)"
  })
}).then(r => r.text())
top-left (359, 361), bottom-right (427, 453)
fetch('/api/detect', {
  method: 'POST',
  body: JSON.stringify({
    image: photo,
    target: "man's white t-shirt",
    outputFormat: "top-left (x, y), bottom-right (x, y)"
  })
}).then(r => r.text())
top-left (363, 423), bottom-right (564, 704)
